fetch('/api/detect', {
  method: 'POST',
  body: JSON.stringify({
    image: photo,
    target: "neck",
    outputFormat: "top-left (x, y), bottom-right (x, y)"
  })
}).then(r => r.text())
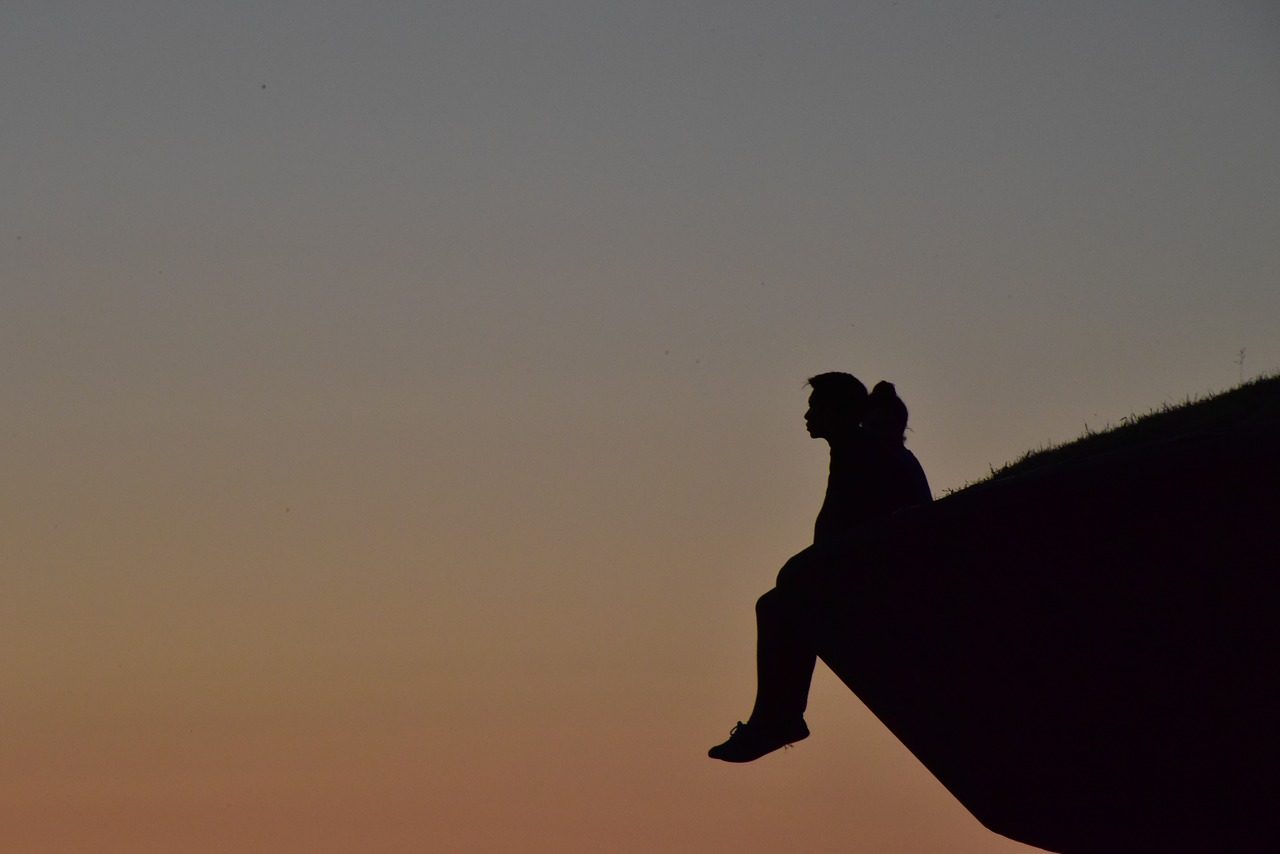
top-left (824, 427), bottom-right (859, 448)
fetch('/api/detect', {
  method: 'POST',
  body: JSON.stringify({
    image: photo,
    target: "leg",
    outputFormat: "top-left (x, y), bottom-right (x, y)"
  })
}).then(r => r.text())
top-left (754, 544), bottom-right (832, 722)
top-left (708, 554), bottom-right (820, 763)
top-left (748, 586), bottom-right (817, 725)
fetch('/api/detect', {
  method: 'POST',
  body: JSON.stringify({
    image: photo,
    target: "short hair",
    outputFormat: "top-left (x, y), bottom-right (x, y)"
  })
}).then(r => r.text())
top-left (867, 380), bottom-right (910, 443)
top-left (806, 372), bottom-right (869, 423)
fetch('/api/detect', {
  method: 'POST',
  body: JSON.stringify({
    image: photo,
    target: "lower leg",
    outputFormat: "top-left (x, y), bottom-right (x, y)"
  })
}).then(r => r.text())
top-left (749, 586), bottom-right (816, 725)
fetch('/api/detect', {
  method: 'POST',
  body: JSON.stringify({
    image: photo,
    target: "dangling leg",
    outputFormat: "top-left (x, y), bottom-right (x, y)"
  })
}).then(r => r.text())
top-left (748, 585), bottom-right (817, 726)
top-left (709, 580), bottom-right (814, 762)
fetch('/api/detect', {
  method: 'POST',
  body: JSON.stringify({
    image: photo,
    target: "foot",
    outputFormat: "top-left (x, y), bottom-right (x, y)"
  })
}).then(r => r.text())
top-left (707, 718), bottom-right (809, 762)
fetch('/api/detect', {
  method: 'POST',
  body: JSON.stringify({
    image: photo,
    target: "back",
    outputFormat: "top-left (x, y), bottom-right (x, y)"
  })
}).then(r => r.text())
top-left (813, 430), bottom-right (932, 545)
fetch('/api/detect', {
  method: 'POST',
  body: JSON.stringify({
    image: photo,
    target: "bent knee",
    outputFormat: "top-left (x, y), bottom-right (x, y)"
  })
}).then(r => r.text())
top-left (755, 587), bottom-right (781, 614)
top-left (775, 549), bottom-right (818, 587)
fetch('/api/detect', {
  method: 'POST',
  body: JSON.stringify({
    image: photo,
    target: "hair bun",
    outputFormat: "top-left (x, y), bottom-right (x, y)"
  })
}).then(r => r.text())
top-left (870, 381), bottom-right (897, 398)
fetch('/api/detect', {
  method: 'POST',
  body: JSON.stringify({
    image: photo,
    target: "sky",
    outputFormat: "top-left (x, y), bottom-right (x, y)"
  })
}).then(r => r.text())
top-left (3, 2), bottom-right (1278, 852)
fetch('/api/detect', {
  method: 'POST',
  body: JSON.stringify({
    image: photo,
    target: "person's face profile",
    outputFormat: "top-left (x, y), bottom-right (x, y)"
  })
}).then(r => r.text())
top-left (804, 392), bottom-right (833, 438)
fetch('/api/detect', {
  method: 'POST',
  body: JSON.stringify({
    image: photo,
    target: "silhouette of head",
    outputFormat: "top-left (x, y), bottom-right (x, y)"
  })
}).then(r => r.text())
top-left (864, 381), bottom-right (909, 444)
top-left (805, 372), bottom-right (868, 441)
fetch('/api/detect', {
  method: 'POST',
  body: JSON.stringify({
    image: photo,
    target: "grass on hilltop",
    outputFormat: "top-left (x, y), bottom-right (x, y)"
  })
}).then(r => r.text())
top-left (973, 372), bottom-right (1280, 487)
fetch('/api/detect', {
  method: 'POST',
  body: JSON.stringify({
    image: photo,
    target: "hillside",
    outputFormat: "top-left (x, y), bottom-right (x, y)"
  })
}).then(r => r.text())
top-left (788, 375), bottom-right (1280, 854)
top-left (984, 372), bottom-right (1280, 484)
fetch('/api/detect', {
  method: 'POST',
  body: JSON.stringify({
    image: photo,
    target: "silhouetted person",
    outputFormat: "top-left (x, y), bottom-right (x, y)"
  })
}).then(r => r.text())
top-left (708, 373), bottom-right (932, 762)
top-left (864, 381), bottom-right (931, 502)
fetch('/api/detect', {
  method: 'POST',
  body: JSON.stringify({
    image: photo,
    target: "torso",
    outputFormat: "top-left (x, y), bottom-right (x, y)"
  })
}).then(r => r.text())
top-left (813, 430), bottom-right (931, 545)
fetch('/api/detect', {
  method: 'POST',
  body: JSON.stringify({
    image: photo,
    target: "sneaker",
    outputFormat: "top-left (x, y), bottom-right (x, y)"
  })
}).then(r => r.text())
top-left (707, 718), bottom-right (810, 762)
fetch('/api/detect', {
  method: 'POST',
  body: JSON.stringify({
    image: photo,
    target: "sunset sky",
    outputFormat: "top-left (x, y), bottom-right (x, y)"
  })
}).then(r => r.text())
top-left (4, 2), bottom-right (1278, 852)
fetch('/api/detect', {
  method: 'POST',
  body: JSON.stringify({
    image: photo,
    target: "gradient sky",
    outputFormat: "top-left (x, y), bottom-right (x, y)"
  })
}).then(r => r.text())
top-left (4, 2), bottom-right (1278, 852)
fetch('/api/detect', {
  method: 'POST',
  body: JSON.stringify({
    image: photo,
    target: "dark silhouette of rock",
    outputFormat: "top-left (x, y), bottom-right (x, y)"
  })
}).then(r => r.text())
top-left (784, 379), bottom-right (1280, 852)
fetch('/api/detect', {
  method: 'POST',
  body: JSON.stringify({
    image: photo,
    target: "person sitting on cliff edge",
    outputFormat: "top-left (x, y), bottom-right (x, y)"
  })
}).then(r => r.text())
top-left (708, 373), bottom-right (932, 763)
